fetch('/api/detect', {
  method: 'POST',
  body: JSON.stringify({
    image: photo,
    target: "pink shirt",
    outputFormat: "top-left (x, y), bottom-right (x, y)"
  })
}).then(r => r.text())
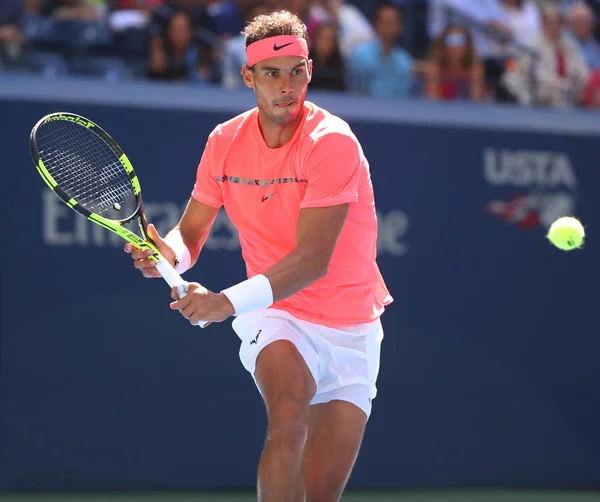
top-left (192, 101), bottom-right (392, 327)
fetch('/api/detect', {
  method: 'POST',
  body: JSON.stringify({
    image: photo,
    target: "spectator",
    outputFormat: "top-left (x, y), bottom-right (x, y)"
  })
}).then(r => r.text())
top-left (498, 0), bottom-right (542, 52)
top-left (502, 6), bottom-right (589, 107)
top-left (148, 0), bottom-right (220, 82)
top-left (347, 2), bottom-right (414, 99)
top-left (428, 0), bottom-right (514, 60)
top-left (389, 0), bottom-right (430, 58)
top-left (108, 0), bottom-right (162, 33)
top-left (0, 0), bottom-right (24, 63)
top-left (40, 0), bottom-right (108, 20)
top-left (566, 2), bottom-right (600, 70)
top-left (581, 68), bottom-right (600, 108)
top-left (309, 0), bottom-right (375, 57)
top-left (310, 21), bottom-right (345, 91)
top-left (208, 0), bottom-right (246, 39)
top-left (221, 1), bottom-right (270, 88)
top-left (425, 23), bottom-right (484, 101)
top-left (427, 0), bottom-right (516, 100)
top-left (147, 10), bottom-right (197, 80)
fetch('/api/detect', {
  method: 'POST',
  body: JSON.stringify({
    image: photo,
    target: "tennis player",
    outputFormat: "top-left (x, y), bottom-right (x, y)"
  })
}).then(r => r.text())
top-left (125, 9), bottom-right (392, 502)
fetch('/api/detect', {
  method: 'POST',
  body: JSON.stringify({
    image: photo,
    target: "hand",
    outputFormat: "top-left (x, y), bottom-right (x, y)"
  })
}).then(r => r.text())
top-left (170, 282), bottom-right (235, 325)
top-left (124, 224), bottom-right (175, 279)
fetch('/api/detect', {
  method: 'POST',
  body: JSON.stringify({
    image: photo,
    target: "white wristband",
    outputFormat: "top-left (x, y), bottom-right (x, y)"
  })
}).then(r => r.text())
top-left (164, 229), bottom-right (192, 274)
top-left (221, 274), bottom-right (274, 316)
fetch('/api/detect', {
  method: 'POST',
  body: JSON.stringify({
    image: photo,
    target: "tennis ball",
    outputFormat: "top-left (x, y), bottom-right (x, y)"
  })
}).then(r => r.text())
top-left (547, 216), bottom-right (585, 251)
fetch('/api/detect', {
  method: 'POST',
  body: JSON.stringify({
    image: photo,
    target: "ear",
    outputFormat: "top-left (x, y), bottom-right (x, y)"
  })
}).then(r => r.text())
top-left (307, 59), bottom-right (313, 83)
top-left (241, 65), bottom-right (254, 89)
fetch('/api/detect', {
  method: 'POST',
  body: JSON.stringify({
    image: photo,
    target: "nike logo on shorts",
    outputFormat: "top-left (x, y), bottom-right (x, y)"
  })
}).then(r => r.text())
top-left (250, 329), bottom-right (262, 345)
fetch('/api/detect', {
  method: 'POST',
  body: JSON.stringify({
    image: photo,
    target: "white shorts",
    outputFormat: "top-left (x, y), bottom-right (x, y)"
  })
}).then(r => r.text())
top-left (231, 308), bottom-right (384, 419)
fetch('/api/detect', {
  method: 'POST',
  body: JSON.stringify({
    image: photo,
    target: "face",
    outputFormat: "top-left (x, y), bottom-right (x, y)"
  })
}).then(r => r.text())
top-left (544, 11), bottom-right (563, 40)
top-left (570, 10), bottom-right (594, 39)
top-left (167, 13), bottom-right (192, 50)
top-left (375, 6), bottom-right (401, 44)
top-left (444, 28), bottom-right (468, 61)
top-left (315, 24), bottom-right (337, 58)
top-left (243, 56), bottom-right (312, 126)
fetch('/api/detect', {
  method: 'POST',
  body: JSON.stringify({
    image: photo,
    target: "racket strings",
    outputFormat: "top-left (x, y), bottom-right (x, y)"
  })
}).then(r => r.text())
top-left (35, 121), bottom-right (137, 220)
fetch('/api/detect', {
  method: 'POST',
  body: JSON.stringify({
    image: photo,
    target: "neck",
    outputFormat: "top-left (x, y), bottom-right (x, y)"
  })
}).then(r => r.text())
top-left (257, 109), bottom-right (304, 149)
top-left (172, 46), bottom-right (187, 59)
top-left (380, 39), bottom-right (395, 54)
top-left (445, 60), bottom-right (463, 73)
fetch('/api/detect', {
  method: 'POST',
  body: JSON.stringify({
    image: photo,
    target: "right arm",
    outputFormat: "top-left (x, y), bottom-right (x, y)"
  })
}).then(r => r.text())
top-left (125, 199), bottom-right (219, 278)
top-left (169, 198), bottom-right (220, 268)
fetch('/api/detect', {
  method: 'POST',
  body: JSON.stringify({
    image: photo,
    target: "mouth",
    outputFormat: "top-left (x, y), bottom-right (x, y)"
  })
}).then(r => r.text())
top-left (276, 100), bottom-right (296, 107)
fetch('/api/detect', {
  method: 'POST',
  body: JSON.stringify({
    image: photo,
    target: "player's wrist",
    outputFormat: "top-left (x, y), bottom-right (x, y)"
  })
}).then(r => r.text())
top-left (221, 274), bottom-right (273, 316)
top-left (217, 293), bottom-right (236, 319)
top-left (164, 229), bottom-right (191, 274)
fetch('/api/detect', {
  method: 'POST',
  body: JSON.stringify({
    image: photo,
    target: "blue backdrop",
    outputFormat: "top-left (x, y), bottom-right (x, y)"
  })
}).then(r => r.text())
top-left (1, 84), bottom-right (600, 492)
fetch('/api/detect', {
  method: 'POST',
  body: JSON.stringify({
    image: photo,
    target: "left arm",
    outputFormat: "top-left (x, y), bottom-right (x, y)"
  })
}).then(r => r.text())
top-left (471, 62), bottom-right (485, 102)
top-left (263, 204), bottom-right (349, 302)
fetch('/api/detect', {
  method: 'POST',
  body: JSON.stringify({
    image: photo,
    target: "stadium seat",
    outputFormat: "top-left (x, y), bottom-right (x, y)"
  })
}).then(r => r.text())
top-left (114, 27), bottom-right (149, 61)
top-left (20, 50), bottom-right (69, 78)
top-left (22, 15), bottom-right (56, 44)
top-left (69, 56), bottom-right (129, 82)
top-left (52, 20), bottom-right (115, 57)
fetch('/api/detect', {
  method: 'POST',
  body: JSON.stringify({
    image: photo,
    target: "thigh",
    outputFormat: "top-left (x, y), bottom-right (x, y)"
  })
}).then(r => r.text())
top-left (254, 339), bottom-right (317, 414)
top-left (302, 400), bottom-right (367, 502)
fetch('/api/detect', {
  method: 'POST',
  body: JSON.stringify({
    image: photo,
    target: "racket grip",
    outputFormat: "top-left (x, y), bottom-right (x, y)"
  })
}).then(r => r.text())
top-left (154, 258), bottom-right (210, 328)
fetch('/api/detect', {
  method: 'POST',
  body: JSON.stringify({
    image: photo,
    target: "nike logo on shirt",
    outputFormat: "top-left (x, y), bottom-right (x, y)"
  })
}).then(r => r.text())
top-left (261, 192), bottom-right (278, 202)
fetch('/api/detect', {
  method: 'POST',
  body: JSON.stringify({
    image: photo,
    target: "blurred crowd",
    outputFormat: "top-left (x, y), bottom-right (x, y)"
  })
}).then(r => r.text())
top-left (2, 0), bottom-right (600, 110)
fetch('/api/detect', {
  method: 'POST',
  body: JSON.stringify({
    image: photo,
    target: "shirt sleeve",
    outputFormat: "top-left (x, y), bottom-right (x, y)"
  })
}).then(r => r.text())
top-left (300, 133), bottom-right (361, 209)
top-left (192, 130), bottom-right (224, 208)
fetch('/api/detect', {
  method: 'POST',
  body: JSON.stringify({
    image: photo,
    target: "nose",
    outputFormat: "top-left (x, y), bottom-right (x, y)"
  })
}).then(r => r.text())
top-left (279, 74), bottom-right (293, 94)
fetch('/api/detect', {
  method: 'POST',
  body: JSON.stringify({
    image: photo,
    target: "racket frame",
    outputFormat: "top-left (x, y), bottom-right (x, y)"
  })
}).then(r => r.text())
top-left (30, 112), bottom-right (208, 327)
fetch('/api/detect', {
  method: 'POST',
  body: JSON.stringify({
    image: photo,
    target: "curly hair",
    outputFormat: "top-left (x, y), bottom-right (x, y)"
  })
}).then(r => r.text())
top-left (242, 9), bottom-right (308, 49)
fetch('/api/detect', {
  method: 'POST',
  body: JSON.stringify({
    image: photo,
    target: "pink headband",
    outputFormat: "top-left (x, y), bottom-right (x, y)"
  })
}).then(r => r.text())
top-left (246, 35), bottom-right (309, 67)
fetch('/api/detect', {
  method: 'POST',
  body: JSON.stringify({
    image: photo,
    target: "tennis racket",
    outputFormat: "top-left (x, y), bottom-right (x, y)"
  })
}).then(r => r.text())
top-left (30, 111), bottom-right (209, 328)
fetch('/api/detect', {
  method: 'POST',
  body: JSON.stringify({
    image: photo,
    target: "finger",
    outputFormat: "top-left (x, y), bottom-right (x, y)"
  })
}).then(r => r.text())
top-left (124, 243), bottom-right (137, 253)
top-left (170, 295), bottom-right (191, 311)
top-left (131, 248), bottom-right (152, 260)
top-left (134, 258), bottom-right (155, 270)
top-left (189, 313), bottom-right (210, 326)
top-left (147, 224), bottom-right (164, 245)
top-left (171, 286), bottom-right (181, 301)
top-left (142, 267), bottom-right (162, 278)
top-left (181, 305), bottom-right (196, 320)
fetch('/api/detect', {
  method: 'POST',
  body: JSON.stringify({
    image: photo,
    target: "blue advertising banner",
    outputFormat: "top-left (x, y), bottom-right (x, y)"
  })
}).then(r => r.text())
top-left (1, 78), bottom-right (599, 492)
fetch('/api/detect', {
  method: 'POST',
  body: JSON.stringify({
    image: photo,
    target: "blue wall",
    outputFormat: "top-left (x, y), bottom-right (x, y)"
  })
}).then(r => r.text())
top-left (2, 79), bottom-right (600, 492)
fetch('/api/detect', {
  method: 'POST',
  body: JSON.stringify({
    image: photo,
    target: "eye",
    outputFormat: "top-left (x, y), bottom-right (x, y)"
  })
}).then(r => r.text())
top-left (293, 68), bottom-right (304, 76)
top-left (267, 71), bottom-right (279, 78)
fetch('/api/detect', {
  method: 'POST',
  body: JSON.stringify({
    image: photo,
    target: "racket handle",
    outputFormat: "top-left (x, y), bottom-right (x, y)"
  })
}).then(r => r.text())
top-left (154, 258), bottom-right (210, 328)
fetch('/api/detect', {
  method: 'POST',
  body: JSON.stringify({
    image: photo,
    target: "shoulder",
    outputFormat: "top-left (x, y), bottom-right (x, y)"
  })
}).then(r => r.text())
top-left (393, 47), bottom-right (413, 64)
top-left (562, 34), bottom-right (584, 54)
top-left (351, 39), bottom-right (377, 60)
top-left (299, 102), bottom-right (364, 169)
top-left (301, 102), bottom-right (360, 149)
top-left (209, 108), bottom-right (256, 144)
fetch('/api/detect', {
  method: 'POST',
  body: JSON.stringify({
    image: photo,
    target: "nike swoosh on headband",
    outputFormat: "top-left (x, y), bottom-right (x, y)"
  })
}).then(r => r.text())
top-left (273, 42), bottom-right (294, 51)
